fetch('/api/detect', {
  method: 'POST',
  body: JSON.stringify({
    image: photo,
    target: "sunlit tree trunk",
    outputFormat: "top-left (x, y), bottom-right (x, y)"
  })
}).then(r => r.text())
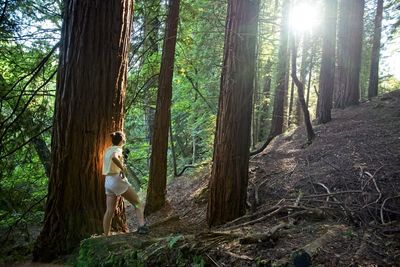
top-left (269, 0), bottom-right (290, 137)
top-left (33, 0), bottom-right (134, 261)
top-left (207, 0), bottom-right (259, 226)
top-left (145, 0), bottom-right (180, 215)
top-left (368, 0), bottom-right (383, 99)
top-left (334, 0), bottom-right (364, 108)
top-left (317, 0), bottom-right (337, 124)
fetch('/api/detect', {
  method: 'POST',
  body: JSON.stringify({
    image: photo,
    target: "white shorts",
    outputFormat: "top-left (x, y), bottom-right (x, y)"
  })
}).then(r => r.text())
top-left (105, 173), bottom-right (131, 196)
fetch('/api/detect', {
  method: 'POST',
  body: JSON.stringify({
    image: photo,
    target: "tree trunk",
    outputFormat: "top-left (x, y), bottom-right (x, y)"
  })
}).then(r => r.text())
top-left (33, 0), bottom-right (134, 261)
top-left (317, 0), bottom-right (337, 124)
top-left (169, 117), bottom-right (178, 177)
top-left (288, 79), bottom-right (295, 127)
top-left (144, 0), bottom-right (160, 149)
top-left (207, 0), bottom-right (259, 226)
top-left (145, 0), bottom-right (180, 215)
top-left (269, 0), bottom-right (290, 137)
top-left (296, 34), bottom-right (311, 125)
top-left (291, 35), bottom-right (315, 143)
top-left (367, 0), bottom-right (383, 99)
top-left (334, 0), bottom-right (364, 108)
top-left (31, 136), bottom-right (51, 177)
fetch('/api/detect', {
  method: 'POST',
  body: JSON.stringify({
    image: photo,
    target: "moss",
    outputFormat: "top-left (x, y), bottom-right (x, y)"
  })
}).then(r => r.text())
top-left (73, 234), bottom-right (206, 267)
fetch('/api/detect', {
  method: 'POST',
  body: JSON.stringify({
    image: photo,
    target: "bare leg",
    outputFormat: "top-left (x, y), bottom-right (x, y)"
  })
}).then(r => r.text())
top-left (122, 186), bottom-right (145, 226)
top-left (103, 195), bottom-right (119, 236)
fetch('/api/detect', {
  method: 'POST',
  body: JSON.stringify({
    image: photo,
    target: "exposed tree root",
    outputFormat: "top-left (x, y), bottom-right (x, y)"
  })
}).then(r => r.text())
top-left (275, 225), bottom-right (347, 266)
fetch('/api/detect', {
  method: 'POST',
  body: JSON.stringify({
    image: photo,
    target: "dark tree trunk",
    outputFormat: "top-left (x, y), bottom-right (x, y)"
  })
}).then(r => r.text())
top-left (269, 0), bottom-right (290, 137)
top-left (317, 0), bottom-right (337, 124)
top-left (207, 0), bottom-right (259, 226)
top-left (334, 0), bottom-right (364, 108)
top-left (33, 0), bottom-right (134, 261)
top-left (368, 0), bottom-right (383, 99)
top-left (145, 0), bottom-right (180, 215)
top-left (291, 35), bottom-right (315, 143)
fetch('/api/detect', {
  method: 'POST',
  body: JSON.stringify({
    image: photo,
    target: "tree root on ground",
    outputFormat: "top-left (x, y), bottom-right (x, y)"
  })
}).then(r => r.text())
top-left (274, 224), bottom-right (348, 267)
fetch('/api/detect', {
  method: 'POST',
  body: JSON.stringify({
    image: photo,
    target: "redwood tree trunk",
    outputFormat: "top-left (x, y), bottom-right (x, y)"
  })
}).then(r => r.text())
top-left (33, 0), bottom-right (134, 261)
top-left (269, 0), bottom-right (290, 137)
top-left (334, 0), bottom-right (364, 108)
top-left (317, 0), bottom-right (337, 124)
top-left (207, 0), bottom-right (259, 226)
top-left (145, 0), bottom-right (180, 215)
top-left (368, 0), bottom-right (383, 99)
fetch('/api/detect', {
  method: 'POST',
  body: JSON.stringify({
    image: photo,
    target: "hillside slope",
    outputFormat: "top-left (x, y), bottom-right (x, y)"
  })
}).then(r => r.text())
top-left (82, 91), bottom-right (400, 267)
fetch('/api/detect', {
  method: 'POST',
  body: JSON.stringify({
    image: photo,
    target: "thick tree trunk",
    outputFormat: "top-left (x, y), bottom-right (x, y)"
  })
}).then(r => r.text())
top-left (317, 0), bottom-right (337, 124)
top-left (334, 0), bottom-right (364, 108)
top-left (269, 0), bottom-right (290, 138)
top-left (33, 0), bottom-right (134, 261)
top-left (145, 0), bottom-right (180, 215)
top-left (207, 0), bottom-right (259, 226)
top-left (368, 0), bottom-right (383, 99)
top-left (291, 35), bottom-right (315, 143)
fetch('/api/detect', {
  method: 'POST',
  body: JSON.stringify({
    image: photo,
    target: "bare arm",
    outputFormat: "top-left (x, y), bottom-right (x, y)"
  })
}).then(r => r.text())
top-left (111, 152), bottom-right (126, 174)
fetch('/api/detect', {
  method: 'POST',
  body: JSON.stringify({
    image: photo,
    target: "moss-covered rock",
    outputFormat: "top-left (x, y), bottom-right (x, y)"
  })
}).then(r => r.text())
top-left (74, 233), bottom-right (206, 267)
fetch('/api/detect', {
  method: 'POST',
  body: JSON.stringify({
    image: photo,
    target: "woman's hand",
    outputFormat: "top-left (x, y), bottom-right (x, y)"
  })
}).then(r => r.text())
top-left (120, 166), bottom-right (128, 179)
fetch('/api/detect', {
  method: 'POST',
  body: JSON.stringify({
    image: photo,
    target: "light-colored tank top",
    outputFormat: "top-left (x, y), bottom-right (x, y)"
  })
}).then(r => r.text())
top-left (102, 146), bottom-right (123, 175)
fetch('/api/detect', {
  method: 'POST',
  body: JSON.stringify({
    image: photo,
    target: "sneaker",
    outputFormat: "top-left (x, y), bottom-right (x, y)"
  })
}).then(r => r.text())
top-left (137, 224), bottom-right (149, 234)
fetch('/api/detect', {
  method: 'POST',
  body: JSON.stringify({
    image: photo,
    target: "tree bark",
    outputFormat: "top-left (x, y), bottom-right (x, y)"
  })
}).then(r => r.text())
top-left (207, 0), bottom-right (259, 226)
top-left (269, 0), bottom-right (290, 138)
top-left (145, 0), bottom-right (180, 215)
top-left (33, 0), bottom-right (134, 261)
top-left (334, 0), bottom-right (364, 108)
top-left (367, 0), bottom-right (383, 99)
top-left (317, 0), bottom-right (337, 124)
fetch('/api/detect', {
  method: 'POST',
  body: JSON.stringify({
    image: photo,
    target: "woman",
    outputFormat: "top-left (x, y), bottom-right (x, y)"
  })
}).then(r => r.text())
top-left (102, 131), bottom-right (148, 235)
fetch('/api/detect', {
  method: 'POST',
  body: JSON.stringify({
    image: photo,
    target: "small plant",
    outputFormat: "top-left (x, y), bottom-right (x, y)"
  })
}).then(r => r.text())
top-left (167, 234), bottom-right (183, 249)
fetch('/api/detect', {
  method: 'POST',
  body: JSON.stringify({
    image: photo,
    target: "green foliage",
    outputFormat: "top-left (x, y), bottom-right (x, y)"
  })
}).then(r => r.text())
top-left (167, 234), bottom-right (183, 249)
top-left (74, 235), bottom-right (206, 267)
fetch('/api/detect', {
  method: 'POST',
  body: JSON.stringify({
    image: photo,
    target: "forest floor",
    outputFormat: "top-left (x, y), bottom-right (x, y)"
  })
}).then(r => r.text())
top-left (122, 90), bottom-right (400, 266)
top-left (6, 91), bottom-right (400, 267)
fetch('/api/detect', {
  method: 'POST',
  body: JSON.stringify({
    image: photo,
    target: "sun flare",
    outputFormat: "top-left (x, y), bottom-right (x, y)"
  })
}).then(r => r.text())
top-left (290, 2), bottom-right (321, 33)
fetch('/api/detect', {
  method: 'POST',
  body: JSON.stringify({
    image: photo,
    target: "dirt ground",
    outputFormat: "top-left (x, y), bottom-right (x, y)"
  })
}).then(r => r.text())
top-left (124, 91), bottom-right (400, 266)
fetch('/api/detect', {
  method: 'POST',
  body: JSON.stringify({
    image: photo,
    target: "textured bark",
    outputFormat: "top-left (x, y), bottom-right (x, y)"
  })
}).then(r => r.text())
top-left (334, 0), bottom-right (364, 108)
top-left (33, 0), bottom-right (134, 261)
top-left (269, 0), bottom-right (290, 137)
top-left (368, 0), bottom-right (383, 99)
top-left (317, 0), bottom-right (337, 124)
top-left (207, 0), bottom-right (259, 226)
top-left (145, 0), bottom-right (180, 215)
